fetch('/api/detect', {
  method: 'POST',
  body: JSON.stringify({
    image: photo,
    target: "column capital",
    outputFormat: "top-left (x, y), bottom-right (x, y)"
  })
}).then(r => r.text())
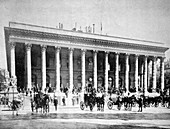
top-left (135, 54), bottom-right (139, 57)
top-left (105, 51), bottom-right (109, 54)
top-left (161, 57), bottom-right (166, 62)
top-left (144, 55), bottom-right (148, 60)
top-left (135, 54), bottom-right (139, 60)
top-left (55, 46), bottom-right (61, 49)
top-left (93, 50), bottom-right (98, 53)
top-left (25, 43), bottom-right (32, 51)
top-left (9, 42), bottom-right (16, 49)
top-left (81, 49), bottom-right (86, 53)
top-left (41, 45), bottom-right (47, 52)
top-left (115, 52), bottom-right (120, 55)
top-left (125, 53), bottom-right (130, 56)
top-left (55, 46), bottom-right (61, 53)
top-left (68, 47), bottom-right (74, 51)
top-left (151, 56), bottom-right (157, 61)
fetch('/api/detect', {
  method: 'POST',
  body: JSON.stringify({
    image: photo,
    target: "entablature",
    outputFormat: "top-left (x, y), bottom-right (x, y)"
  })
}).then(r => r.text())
top-left (5, 27), bottom-right (169, 53)
top-left (8, 35), bottom-right (166, 57)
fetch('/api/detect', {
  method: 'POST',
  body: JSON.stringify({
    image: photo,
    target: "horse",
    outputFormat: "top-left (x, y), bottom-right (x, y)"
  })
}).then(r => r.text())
top-left (10, 99), bottom-right (23, 115)
top-left (96, 92), bottom-right (105, 111)
top-left (107, 93), bottom-right (123, 110)
top-left (42, 94), bottom-right (50, 113)
top-left (123, 94), bottom-right (137, 111)
top-left (80, 85), bottom-right (96, 111)
top-left (32, 92), bottom-right (50, 114)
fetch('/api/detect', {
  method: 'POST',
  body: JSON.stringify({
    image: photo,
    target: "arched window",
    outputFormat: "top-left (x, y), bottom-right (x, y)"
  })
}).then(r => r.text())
top-left (77, 76), bottom-right (82, 92)
top-left (97, 76), bottom-right (104, 89)
top-left (88, 57), bottom-right (93, 70)
top-left (108, 77), bottom-right (113, 87)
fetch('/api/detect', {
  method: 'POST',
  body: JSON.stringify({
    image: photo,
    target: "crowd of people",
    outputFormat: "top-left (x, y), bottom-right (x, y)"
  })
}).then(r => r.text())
top-left (1, 82), bottom-right (170, 116)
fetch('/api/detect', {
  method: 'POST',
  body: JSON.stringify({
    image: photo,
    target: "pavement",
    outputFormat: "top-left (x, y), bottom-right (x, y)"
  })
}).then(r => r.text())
top-left (1, 96), bottom-right (170, 129)
top-left (0, 95), bottom-right (170, 115)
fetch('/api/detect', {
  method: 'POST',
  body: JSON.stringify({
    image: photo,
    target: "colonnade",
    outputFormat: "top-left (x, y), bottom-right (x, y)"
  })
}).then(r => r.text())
top-left (9, 42), bottom-right (165, 94)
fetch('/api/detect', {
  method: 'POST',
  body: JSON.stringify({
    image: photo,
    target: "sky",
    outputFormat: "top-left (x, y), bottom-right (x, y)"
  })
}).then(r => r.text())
top-left (0, 0), bottom-right (170, 69)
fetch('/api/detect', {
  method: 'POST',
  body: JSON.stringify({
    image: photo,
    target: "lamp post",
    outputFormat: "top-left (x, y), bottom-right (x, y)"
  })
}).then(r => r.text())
top-left (12, 85), bottom-right (14, 116)
top-left (10, 76), bottom-right (17, 116)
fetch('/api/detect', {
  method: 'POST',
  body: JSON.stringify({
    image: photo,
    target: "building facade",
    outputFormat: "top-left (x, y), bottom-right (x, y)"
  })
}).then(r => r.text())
top-left (4, 22), bottom-right (169, 95)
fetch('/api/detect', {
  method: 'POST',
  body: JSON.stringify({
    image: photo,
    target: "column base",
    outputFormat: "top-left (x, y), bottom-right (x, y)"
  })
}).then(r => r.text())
top-left (54, 91), bottom-right (66, 105)
top-left (8, 86), bottom-right (18, 102)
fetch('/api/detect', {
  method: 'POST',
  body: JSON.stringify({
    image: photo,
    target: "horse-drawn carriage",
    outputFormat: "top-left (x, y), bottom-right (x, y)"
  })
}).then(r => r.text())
top-left (144, 92), bottom-right (161, 107)
top-left (31, 91), bottom-right (50, 113)
top-left (96, 91), bottom-right (105, 111)
top-left (161, 95), bottom-right (170, 108)
top-left (80, 85), bottom-right (96, 111)
top-left (107, 92), bottom-right (141, 111)
top-left (123, 93), bottom-right (138, 111)
top-left (0, 87), bottom-right (24, 115)
top-left (107, 94), bottom-right (123, 110)
top-left (80, 84), bottom-right (106, 111)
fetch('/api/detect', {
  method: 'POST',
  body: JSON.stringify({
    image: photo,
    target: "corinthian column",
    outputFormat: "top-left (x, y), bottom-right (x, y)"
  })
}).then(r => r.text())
top-left (141, 64), bottom-right (144, 92)
top-left (125, 53), bottom-right (129, 93)
top-left (41, 45), bottom-right (47, 92)
top-left (69, 48), bottom-right (74, 93)
top-left (81, 49), bottom-right (86, 92)
top-left (105, 51), bottom-right (109, 93)
top-left (26, 43), bottom-right (32, 90)
top-left (144, 56), bottom-right (148, 94)
top-left (152, 56), bottom-right (157, 92)
top-left (93, 50), bottom-right (98, 90)
top-left (10, 42), bottom-right (16, 78)
top-left (55, 47), bottom-right (60, 92)
top-left (160, 57), bottom-right (165, 92)
top-left (115, 52), bottom-right (119, 90)
top-left (135, 55), bottom-right (139, 92)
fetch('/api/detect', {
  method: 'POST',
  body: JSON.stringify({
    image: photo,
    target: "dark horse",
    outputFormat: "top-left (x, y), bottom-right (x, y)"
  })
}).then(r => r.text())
top-left (123, 95), bottom-right (136, 111)
top-left (80, 84), bottom-right (96, 111)
top-left (96, 92), bottom-right (105, 111)
top-left (32, 92), bottom-right (50, 113)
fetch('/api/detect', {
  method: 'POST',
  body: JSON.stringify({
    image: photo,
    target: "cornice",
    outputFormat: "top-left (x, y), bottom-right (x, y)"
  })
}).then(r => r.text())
top-left (8, 22), bottom-right (165, 46)
top-left (5, 27), bottom-right (169, 53)
top-left (8, 35), bottom-right (166, 57)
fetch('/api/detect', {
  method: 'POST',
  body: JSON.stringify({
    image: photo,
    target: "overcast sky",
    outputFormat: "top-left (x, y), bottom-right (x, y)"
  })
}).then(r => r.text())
top-left (0, 0), bottom-right (170, 68)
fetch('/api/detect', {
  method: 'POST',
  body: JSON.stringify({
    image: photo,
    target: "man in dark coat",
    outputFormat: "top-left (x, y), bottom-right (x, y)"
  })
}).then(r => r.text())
top-left (54, 96), bottom-right (58, 111)
top-left (138, 95), bottom-right (143, 112)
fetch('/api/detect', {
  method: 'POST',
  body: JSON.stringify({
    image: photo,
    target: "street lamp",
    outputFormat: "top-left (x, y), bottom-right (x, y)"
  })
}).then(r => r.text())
top-left (10, 76), bottom-right (17, 116)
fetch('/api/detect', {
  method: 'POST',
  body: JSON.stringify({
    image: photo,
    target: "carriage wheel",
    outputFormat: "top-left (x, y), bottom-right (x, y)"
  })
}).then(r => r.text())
top-left (132, 103), bottom-right (136, 107)
top-left (150, 102), bottom-right (154, 107)
top-left (80, 101), bottom-right (85, 110)
top-left (124, 106), bottom-right (128, 111)
top-left (126, 104), bottom-right (131, 111)
top-left (107, 101), bottom-right (113, 110)
top-left (161, 102), bottom-right (165, 107)
top-left (155, 102), bottom-right (159, 107)
top-left (89, 103), bottom-right (93, 111)
top-left (101, 103), bottom-right (104, 112)
top-left (168, 103), bottom-right (170, 109)
top-left (117, 103), bottom-right (121, 110)
top-left (165, 102), bottom-right (169, 108)
top-left (124, 103), bottom-right (128, 111)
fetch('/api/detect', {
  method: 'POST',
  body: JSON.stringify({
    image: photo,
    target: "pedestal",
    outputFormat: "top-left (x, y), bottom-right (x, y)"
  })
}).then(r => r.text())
top-left (8, 86), bottom-right (18, 102)
top-left (54, 91), bottom-right (65, 105)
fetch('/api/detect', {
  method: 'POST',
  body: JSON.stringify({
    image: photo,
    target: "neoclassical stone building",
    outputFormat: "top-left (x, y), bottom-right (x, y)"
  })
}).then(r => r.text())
top-left (4, 22), bottom-right (169, 95)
